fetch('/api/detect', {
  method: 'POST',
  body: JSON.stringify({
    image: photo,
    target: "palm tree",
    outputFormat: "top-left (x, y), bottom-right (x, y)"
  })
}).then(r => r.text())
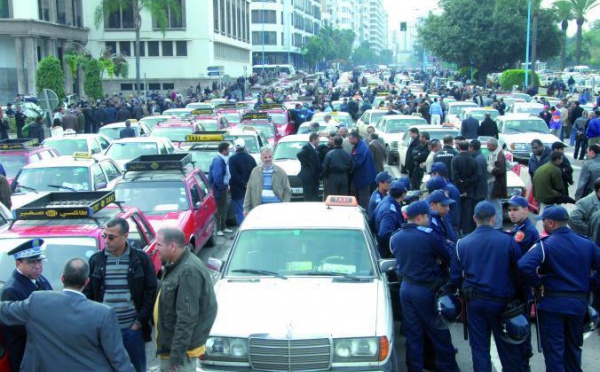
top-left (567, 0), bottom-right (600, 65)
top-left (554, 1), bottom-right (574, 70)
top-left (94, 0), bottom-right (181, 95)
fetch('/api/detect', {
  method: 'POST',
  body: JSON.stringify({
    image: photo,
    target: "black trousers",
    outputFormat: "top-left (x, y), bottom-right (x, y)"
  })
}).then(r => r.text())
top-left (327, 173), bottom-right (349, 196)
top-left (459, 196), bottom-right (475, 234)
top-left (574, 137), bottom-right (587, 160)
top-left (302, 179), bottom-right (320, 201)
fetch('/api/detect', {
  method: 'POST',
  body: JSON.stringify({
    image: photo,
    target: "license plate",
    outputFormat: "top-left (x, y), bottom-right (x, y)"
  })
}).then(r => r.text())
top-left (291, 187), bottom-right (303, 194)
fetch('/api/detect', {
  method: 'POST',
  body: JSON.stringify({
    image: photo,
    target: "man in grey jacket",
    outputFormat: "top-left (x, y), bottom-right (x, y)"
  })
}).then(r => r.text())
top-left (570, 178), bottom-right (600, 236)
top-left (0, 258), bottom-right (134, 372)
top-left (575, 144), bottom-right (600, 200)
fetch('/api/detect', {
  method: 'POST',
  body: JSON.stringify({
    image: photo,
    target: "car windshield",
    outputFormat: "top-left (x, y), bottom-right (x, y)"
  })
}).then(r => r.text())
top-left (225, 135), bottom-right (259, 153)
top-left (221, 113), bottom-right (241, 124)
top-left (470, 110), bottom-right (500, 122)
top-left (150, 127), bottom-right (194, 142)
top-left (0, 154), bottom-right (26, 178)
top-left (186, 149), bottom-right (218, 173)
top-left (269, 113), bottom-right (287, 125)
top-left (0, 237), bottom-right (98, 290)
top-left (505, 120), bottom-right (550, 134)
top-left (105, 142), bottom-right (159, 160)
top-left (243, 123), bottom-right (274, 138)
top-left (226, 229), bottom-right (374, 277)
top-left (424, 130), bottom-right (459, 141)
top-left (273, 141), bottom-right (303, 160)
top-left (514, 106), bottom-right (544, 115)
top-left (43, 139), bottom-right (88, 155)
top-left (14, 166), bottom-right (90, 192)
top-left (384, 119), bottom-right (426, 133)
top-left (197, 120), bottom-right (218, 131)
top-left (449, 104), bottom-right (476, 115)
top-left (114, 181), bottom-right (189, 214)
top-left (370, 112), bottom-right (387, 125)
top-left (140, 117), bottom-right (168, 129)
top-left (162, 110), bottom-right (192, 119)
top-left (99, 126), bottom-right (140, 140)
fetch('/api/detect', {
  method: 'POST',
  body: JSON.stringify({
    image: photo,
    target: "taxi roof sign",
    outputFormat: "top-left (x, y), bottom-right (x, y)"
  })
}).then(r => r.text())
top-left (325, 195), bottom-right (358, 207)
top-left (0, 138), bottom-right (39, 150)
top-left (186, 132), bottom-right (226, 142)
top-left (215, 103), bottom-right (237, 109)
top-left (260, 104), bottom-right (284, 110)
top-left (12, 191), bottom-right (116, 222)
top-left (125, 153), bottom-right (191, 172)
top-left (242, 112), bottom-right (269, 121)
top-left (376, 91), bottom-right (391, 96)
top-left (191, 109), bottom-right (214, 115)
top-left (72, 151), bottom-right (93, 159)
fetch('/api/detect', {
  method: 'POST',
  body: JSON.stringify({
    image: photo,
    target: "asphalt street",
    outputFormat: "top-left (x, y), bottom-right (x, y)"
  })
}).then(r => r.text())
top-left (146, 150), bottom-right (600, 372)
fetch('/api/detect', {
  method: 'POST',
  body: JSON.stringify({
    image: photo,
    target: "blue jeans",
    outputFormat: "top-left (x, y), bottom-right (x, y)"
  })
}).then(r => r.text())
top-left (122, 327), bottom-right (146, 372)
top-left (232, 198), bottom-right (244, 226)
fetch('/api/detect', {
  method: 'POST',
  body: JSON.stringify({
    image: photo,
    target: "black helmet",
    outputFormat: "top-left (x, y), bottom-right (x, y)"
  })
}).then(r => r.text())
top-left (500, 301), bottom-right (530, 345)
top-left (435, 292), bottom-right (462, 329)
top-left (583, 306), bottom-right (599, 334)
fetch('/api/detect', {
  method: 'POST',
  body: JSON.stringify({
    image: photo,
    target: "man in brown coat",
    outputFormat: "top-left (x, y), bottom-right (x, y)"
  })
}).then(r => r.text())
top-left (0, 173), bottom-right (11, 209)
top-left (485, 138), bottom-right (506, 229)
top-left (368, 133), bottom-right (387, 173)
top-left (62, 108), bottom-right (79, 132)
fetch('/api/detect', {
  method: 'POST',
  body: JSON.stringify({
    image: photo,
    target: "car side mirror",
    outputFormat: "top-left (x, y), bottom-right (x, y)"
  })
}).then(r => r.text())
top-left (91, 148), bottom-right (101, 154)
top-left (95, 182), bottom-right (107, 190)
top-left (379, 259), bottom-right (396, 273)
top-left (207, 257), bottom-right (224, 272)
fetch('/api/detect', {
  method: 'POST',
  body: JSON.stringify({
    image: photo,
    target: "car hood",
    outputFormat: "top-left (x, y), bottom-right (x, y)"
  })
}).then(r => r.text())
top-left (211, 278), bottom-right (381, 338)
top-left (273, 159), bottom-right (300, 177)
top-left (379, 133), bottom-right (404, 142)
top-left (500, 132), bottom-right (562, 145)
top-left (145, 211), bottom-right (187, 231)
top-left (11, 192), bottom-right (52, 210)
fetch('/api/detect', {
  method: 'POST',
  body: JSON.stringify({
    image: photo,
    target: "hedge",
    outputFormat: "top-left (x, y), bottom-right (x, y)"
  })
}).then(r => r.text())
top-left (499, 69), bottom-right (540, 91)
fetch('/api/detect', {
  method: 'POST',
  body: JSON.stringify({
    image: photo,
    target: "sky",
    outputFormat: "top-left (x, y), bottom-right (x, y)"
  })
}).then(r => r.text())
top-left (383, 0), bottom-right (600, 35)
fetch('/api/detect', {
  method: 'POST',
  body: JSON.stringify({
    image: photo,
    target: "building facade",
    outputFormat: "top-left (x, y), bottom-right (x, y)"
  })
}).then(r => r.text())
top-left (321, 0), bottom-right (368, 48)
top-left (0, 0), bottom-right (87, 102)
top-left (367, 0), bottom-right (387, 53)
top-left (84, 0), bottom-right (252, 95)
top-left (249, 0), bottom-right (321, 69)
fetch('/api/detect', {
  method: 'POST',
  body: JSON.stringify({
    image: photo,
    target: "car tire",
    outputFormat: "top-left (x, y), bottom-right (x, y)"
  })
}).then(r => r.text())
top-left (205, 229), bottom-right (216, 248)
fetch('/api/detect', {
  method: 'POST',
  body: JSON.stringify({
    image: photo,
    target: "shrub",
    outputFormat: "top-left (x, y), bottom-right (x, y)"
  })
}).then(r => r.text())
top-left (36, 56), bottom-right (65, 100)
top-left (499, 69), bottom-right (540, 91)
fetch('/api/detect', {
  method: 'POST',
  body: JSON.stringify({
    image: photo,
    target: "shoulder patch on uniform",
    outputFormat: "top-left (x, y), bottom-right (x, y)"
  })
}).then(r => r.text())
top-left (417, 226), bottom-right (433, 233)
top-left (514, 231), bottom-right (525, 242)
top-left (390, 204), bottom-right (397, 212)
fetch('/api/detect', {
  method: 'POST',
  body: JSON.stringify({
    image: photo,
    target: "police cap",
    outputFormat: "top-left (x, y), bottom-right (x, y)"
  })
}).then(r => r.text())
top-left (427, 190), bottom-right (455, 206)
top-left (430, 162), bottom-right (448, 176)
top-left (426, 176), bottom-right (447, 191)
top-left (375, 171), bottom-right (393, 184)
top-left (7, 238), bottom-right (46, 261)
top-left (507, 195), bottom-right (528, 208)
top-left (474, 201), bottom-right (496, 218)
top-left (405, 201), bottom-right (429, 218)
top-left (536, 205), bottom-right (569, 221)
top-left (389, 181), bottom-right (407, 198)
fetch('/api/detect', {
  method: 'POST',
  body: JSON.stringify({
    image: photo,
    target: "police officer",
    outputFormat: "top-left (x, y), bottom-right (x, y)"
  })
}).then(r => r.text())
top-left (427, 189), bottom-right (458, 244)
top-left (507, 196), bottom-right (539, 254)
top-left (367, 171), bottom-right (392, 229)
top-left (430, 162), bottom-right (461, 231)
top-left (1, 239), bottom-right (53, 372)
top-left (391, 201), bottom-right (460, 372)
top-left (450, 201), bottom-right (527, 371)
top-left (518, 206), bottom-right (600, 372)
top-left (374, 180), bottom-right (407, 258)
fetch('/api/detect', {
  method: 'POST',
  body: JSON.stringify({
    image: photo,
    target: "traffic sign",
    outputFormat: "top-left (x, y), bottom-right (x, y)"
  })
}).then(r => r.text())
top-left (207, 66), bottom-right (224, 72)
top-left (207, 71), bottom-right (223, 77)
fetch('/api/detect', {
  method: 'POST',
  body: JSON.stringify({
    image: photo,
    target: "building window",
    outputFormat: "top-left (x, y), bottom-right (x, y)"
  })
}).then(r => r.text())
top-left (148, 41), bottom-right (159, 56)
top-left (176, 41), bottom-right (187, 56)
top-left (121, 83), bottom-right (133, 91)
top-left (281, 32), bottom-right (284, 46)
top-left (252, 31), bottom-right (276, 46)
top-left (133, 41), bottom-right (145, 57)
top-left (0, 0), bottom-right (11, 18)
top-left (119, 41), bottom-right (131, 56)
top-left (56, 0), bottom-right (67, 24)
top-left (251, 9), bottom-right (276, 24)
top-left (72, 0), bottom-right (83, 26)
top-left (226, 0), bottom-right (231, 36)
top-left (153, 0), bottom-right (185, 29)
top-left (219, 0), bottom-right (225, 33)
top-left (162, 41), bottom-right (173, 56)
top-left (105, 41), bottom-right (117, 54)
top-left (38, 0), bottom-right (51, 21)
top-left (134, 83), bottom-right (145, 90)
top-left (163, 83), bottom-right (175, 90)
top-left (214, 42), bottom-right (249, 61)
top-left (106, 5), bottom-right (134, 29)
top-left (149, 83), bottom-right (161, 90)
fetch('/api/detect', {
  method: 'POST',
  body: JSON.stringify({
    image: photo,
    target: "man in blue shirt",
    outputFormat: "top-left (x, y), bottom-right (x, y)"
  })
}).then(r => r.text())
top-left (586, 110), bottom-right (600, 147)
top-left (429, 98), bottom-right (444, 125)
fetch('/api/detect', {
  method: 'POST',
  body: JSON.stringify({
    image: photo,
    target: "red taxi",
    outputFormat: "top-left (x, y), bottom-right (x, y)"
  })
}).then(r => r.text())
top-left (239, 112), bottom-right (281, 146)
top-left (112, 154), bottom-right (217, 254)
top-left (215, 103), bottom-right (242, 126)
top-left (0, 139), bottom-right (59, 183)
top-left (191, 109), bottom-right (231, 131)
top-left (0, 191), bottom-right (161, 290)
top-left (259, 103), bottom-right (294, 136)
top-left (148, 119), bottom-right (206, 143)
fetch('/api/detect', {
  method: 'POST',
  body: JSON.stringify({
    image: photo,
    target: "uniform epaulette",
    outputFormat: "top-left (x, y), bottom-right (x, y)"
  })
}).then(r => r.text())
top-left (417, 226), bottom-right (432, 233)
top-left (534, 235), bottom-right (550, 243)
top-left (576, 233), bottom-right (592, 240)
top-left (390, 204), bottom-right (397, 212)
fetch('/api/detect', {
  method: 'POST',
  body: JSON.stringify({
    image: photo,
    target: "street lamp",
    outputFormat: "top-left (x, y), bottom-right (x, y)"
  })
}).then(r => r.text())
top-left (524, 0), bottom-right (531, 89)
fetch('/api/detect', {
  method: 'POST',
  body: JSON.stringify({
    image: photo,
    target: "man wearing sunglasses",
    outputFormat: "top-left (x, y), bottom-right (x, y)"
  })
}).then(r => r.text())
top-left (83, 218), bottom-right (158, 372)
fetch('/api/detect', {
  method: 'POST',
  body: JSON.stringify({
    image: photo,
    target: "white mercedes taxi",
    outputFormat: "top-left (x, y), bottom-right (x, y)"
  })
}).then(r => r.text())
top-left (202, 196), bottom-right (398, 372)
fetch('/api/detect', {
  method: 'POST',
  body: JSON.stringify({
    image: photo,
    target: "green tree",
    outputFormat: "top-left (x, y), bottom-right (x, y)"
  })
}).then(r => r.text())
top-left (351, 41), bottom-right (375, 66)
top-left (94, 0), bottom-right (181, 95)
top-left (36, 56), bottom-right (65, 100)
top-left (554, 1), bottom-right (574, 70)
top-left (302, 36), bottom-right (327, 70)
top-left (314, 27), bottom-right (355, 64)
top-left (567, 0), bottom-right (600, 65)
top-left (83, 59), bottom-right (104, 100)
top-left (379, 49), bottom-right (394, 65)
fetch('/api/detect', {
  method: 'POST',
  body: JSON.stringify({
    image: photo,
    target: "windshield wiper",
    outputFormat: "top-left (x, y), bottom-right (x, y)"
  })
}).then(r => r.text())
top-left (274, 157), bottom-right (296, 160)
top-left (231, 269), bottom-right (287, 280)
top-left (47, 184), bottom-right (78, 192)
top-left (17, 184), bottom-right (38, 193)
top-left (291, 271), bottom-right (363, 281)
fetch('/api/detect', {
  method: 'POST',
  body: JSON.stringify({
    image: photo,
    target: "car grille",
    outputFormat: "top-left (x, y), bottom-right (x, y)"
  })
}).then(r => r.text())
top-left (288, 175), bottom-right (302, 188)
top-left (249, 337), bottom-right (332, 371)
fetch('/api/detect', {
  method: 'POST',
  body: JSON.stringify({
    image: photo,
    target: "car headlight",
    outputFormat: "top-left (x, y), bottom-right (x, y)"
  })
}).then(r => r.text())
top-left (510, 143), bottom-right (528, 151)
top-left (205, 337), bottom-right (248, 360)
top-left (390, 141), bottom-right (398, 148)
top-left (507, 187), bottom-right (524, 197)
top-left (333, 337), bottom-right (379, 362)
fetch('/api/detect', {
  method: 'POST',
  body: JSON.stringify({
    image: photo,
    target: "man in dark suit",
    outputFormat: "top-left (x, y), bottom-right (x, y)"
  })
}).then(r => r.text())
top-left (478, 113), bottom-right (499, 139)
top-left (297, 132), bottom-right (322, 201)
top-left (1, 239), bottom-right (53, 372)
top-left (120, 120), bottom-right (136, 138)
top-left (461, 112), bottom-right (479, 139)
top-left (0, 258), bottom-right (135, 372)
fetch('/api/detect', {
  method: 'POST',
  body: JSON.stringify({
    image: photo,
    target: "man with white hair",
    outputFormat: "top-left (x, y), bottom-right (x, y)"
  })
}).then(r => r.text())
top-left (243, 146), bottom-right (291, 215)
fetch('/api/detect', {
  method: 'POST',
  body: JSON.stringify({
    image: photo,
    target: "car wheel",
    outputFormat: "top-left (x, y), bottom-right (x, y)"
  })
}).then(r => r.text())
top-left (205, 228), bottom-right (216, 248)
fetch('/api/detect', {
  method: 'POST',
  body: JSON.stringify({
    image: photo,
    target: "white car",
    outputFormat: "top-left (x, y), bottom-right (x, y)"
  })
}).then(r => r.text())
top-left (357, 109), bottom-right (392, 136)
top-left (312, 111), bottom-right (354, 129)
top-left (445, 101), bottom-right (478, 124)
top-left (497, 114), bottom-right (563, 162)
top-left (398, 125), bottom-right (460, 171)
top-left (450, 107), bottom-right (500, 130)
top-left (103, 137), bottom-right (175, 170)
top-left (507, 102), bottom-right (544, 116)
top-left (98, 121), bottom-right (151, 141)
top-left (373, 115), bottom-right (427, 165)
top-left (202, 197), bottom-right (398, 371)
top-left (272, 134), bottom-right (327, 200)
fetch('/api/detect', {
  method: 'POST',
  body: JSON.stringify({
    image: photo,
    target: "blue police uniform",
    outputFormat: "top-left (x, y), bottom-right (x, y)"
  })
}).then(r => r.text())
top-left (450, 222), bottom-right (526, 371)
top-left (1, 239), bottom-right (53, 372)
top-left (367, 189), bottom-right (385, 230)
top-left (511, 217), bottom-right (539, 255)
top-left (391, 222), bottom-right (459, 372)
top-left (519, 226), bottom-right (600, 372)
top-left (429, 210), bottom-right (458, 244)
top-left (374, 195), bottom-right (404, 258)
top-left (444, 181), bottom-right (461, 230)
